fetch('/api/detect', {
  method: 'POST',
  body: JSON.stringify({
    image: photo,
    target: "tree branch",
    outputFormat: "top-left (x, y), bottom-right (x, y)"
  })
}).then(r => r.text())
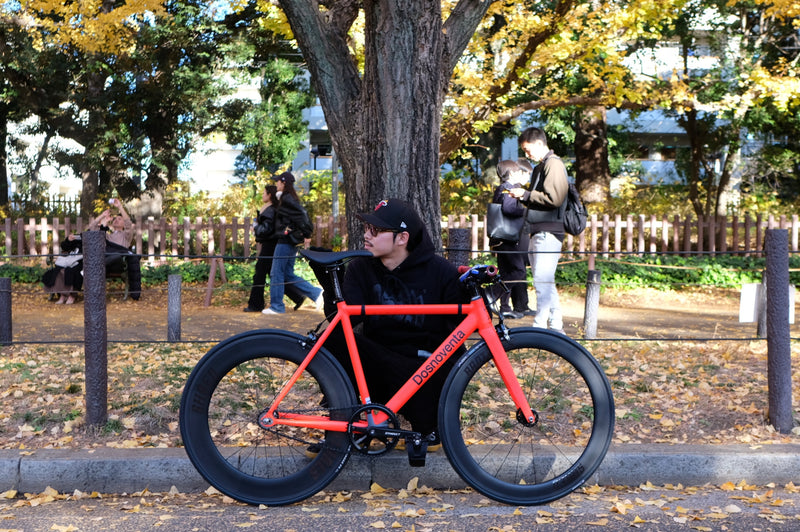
top-left (442, 0), bottom-right (496, 74)
top-left (277, 0), bottom-right (361, 124)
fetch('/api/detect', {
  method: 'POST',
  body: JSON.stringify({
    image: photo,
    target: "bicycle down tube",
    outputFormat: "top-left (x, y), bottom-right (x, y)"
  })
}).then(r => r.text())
top-left (260, 296), bottom-right (537, 432)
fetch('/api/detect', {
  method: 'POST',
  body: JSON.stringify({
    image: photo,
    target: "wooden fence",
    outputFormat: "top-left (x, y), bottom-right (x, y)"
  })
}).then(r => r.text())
top-left (2, 213), bottom-right (799, 263)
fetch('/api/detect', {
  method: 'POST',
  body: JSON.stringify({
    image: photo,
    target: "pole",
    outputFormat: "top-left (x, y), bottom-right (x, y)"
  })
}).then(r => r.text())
top-left (584, 270), bottom-right (601, 339)
top-left (83, 230), bottom-right (108, 427)
top-left (0, 277), bottom-right (11, 345)
top-left (757, 270), bottom-right (767, 338)
top-left (765, 229), bottom-right (792, 433)
top-left (167, 274), bottom-right (182, 342)
top-left (447, 228), bottom-right (470, 267)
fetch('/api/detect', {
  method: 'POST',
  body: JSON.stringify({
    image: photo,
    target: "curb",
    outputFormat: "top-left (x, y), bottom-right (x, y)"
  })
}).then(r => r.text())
top-left (2, 444), bottom-right (800, 496)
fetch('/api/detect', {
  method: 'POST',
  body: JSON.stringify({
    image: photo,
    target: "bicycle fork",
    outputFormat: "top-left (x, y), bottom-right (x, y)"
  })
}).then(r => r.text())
top-left (478, 322), bottom-right (539, 427)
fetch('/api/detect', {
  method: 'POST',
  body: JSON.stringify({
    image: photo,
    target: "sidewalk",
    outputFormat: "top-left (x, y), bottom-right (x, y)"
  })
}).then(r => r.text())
top-left (2, 444), bottom-right (800, 495)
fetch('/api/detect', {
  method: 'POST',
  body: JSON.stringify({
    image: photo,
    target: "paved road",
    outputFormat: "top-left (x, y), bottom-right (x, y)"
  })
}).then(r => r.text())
top-left (3, 483), bottom-right (799, 531)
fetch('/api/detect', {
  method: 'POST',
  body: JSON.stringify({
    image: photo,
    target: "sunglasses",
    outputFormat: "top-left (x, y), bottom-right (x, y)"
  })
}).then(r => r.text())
top-left (364, 223), bottom-right (398, 237)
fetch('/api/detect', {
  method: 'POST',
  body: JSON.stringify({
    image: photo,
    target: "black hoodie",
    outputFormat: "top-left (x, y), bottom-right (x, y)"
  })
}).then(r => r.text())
top-left (342, 231), bottom-right (467, 359)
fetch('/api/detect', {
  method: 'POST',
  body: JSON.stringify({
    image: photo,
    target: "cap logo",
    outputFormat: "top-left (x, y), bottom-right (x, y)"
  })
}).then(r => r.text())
top-left (400, 222), bottom-right (407, 228)
top-left (374, 200), bottom-right (388, 211)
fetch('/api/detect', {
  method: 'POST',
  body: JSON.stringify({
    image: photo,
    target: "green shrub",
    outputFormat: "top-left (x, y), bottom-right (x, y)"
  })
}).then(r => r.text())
top-left (555, 254), bottom-right (787, 290)
top-left (0, 263), bottom-right (46, 283)
top-left (1, 254), bottom-right (795, 291)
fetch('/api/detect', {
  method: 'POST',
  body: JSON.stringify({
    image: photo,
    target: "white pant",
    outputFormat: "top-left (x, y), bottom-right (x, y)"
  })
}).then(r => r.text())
top-left (528, 232), bottom-right (562, 330)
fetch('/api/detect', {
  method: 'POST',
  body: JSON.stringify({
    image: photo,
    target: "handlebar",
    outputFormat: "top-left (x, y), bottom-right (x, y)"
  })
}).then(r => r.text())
top-left (458, 264), bottom-right (499, 285)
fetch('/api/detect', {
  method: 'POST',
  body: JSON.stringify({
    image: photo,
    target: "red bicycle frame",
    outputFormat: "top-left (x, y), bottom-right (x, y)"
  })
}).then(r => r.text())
top-left (260, 296), bottom-right (536, 432)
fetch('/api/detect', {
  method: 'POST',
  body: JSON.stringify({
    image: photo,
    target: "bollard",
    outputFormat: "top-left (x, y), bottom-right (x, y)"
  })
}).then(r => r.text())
top-left (168, 274), bottom-right (182, 342)
top-left (583, 270), bottom-right (601, 339)
top-left (765, 229), bottom-right (792, 433)
top-left (0, 277), bottom-right (10, 345)
top-left (83, 230), bottom-right (108, 427)
top-left (447, 228), bottom-right (470, 267)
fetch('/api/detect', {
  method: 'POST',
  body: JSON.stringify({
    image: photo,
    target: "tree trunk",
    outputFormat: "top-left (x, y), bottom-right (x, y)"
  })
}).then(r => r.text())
top-left (278, 0), bottom-right (491, 249)
top-left (685, 108), bottom-right (704, 219)
top-left (573, 107), bottom-right (610, 204)
top-left (80, 164), bottom-right (99, 217)
top-left (30, 131), bottom-right (53, 199)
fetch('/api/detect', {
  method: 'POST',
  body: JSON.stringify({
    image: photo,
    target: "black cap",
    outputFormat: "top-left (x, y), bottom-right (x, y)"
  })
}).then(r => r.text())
top-left (357, 199), bottom-right (422, 237)
top-left (273, 171), bottom-right (295, 184)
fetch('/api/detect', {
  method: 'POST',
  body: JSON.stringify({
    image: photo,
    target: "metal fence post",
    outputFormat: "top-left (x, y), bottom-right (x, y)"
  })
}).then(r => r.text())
top-left (447, 228), bottom-right (470, 267)
top-left (168, 274), bottom-right (182, 342)
top-left (83, 230), bottom-right (108, 427)
top-left (765, 228), bottom-right (792, 433)
top-left (584, 270), bottom-right (602, 339)
top-left (757, 270), bottom-right (767, 338)
top-left (0, 277), bottom-right (11, 345)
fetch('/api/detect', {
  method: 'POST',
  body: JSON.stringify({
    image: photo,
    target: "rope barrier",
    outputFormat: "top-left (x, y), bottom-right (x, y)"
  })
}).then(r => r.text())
top-left (6, 336), bottom-right (800, 347)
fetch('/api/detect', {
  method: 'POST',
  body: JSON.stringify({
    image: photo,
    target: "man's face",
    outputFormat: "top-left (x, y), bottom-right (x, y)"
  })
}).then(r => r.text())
top-left (521, 140), bottom-right (547, 162)
top-left (363, 223), bottom-right (401, 258)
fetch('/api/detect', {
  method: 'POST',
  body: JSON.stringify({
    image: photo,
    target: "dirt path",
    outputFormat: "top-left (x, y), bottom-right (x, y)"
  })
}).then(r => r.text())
top-left (9, 284), bottom-right (789, 344)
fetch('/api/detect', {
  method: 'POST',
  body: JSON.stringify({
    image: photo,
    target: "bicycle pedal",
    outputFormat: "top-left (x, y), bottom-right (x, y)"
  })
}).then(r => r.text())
top-left (405, 437), bottom-right (428, 467)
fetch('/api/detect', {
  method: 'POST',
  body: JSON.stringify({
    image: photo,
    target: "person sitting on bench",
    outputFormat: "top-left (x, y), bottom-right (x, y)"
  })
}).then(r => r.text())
top-left (87, 199), bottom-right (141, 300)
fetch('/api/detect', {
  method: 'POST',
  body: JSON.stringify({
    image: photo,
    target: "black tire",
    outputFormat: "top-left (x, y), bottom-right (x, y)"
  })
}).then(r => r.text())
top-left (179, 330), bottom-right (357, 506)
top-left (439, 328), bottom-right (614, 505)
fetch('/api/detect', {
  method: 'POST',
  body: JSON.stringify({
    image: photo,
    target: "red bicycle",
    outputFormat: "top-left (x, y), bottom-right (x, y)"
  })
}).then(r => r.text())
top-left (179, 249), bottom-right (614, 506)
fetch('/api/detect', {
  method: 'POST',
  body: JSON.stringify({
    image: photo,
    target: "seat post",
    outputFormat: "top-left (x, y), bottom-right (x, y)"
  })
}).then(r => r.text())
top-left (327, 264), bottom-right (346, 302)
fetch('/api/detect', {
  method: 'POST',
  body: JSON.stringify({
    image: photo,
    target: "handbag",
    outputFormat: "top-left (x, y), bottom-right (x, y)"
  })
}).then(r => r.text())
top-left (486, 203), bottom-right (525, 243)
top-left (55, 250), bottom-right (82, 268)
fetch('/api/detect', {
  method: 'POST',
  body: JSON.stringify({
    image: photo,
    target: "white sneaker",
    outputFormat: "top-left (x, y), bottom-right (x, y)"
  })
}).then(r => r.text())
top-left (262, 308), bottom-right (282, 315)
top-left (314, 293), bottom-right (325, 312)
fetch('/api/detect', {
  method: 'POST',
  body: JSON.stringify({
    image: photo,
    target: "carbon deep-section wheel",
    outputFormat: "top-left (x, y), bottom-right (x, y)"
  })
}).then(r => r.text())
top-left (179, 330), bottom-right (357, 506)
top-left (439, 328), bottom-right (615, 505)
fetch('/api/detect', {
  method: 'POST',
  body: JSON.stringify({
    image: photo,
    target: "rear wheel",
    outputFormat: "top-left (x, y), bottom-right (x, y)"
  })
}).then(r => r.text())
top-left (179, 330), bottom-right (356, 506)
top-left (439, 328), bottom-right (614, 505)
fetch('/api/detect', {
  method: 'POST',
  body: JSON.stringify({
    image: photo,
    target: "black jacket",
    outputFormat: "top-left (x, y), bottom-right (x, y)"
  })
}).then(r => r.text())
top-left (342, 232), bottom-right (468, 358)
top-left (254, 205), bottom-right (276, 244)
top-left (275, 194), bottom-right (312, 246)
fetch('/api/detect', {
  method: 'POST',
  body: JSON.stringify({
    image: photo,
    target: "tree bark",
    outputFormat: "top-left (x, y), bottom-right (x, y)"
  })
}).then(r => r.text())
top-left (574, 107), bottom-right (610, 204)
top-left (80, 165), bottom-right (99, 216)
top-left (278, 0), bottom-right (492, 249)
top-left (685, 108), bottom-right (703, 219)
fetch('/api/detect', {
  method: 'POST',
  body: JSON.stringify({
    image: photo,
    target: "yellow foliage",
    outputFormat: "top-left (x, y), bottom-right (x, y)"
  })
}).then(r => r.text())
top-left (444, 0), bottom-right (689, 149)
top-left (18, 0), bottom-right (166, 54)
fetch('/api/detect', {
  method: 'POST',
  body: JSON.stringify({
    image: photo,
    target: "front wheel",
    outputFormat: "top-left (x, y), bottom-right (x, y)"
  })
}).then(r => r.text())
top-left (179, 330), bottom-right (357, 506)
top-left (439, 328), bottom-right (614, 505)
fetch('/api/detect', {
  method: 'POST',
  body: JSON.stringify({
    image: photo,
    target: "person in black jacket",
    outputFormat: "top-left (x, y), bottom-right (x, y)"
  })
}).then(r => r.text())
top-left (321, 198), bottom-right (468, 446)
top-left (490, 160), bottom-right (535, 319)
top-left (244, 185), bottom-right (306, 312)
top-left (262, 172), bottom-right (324, 315)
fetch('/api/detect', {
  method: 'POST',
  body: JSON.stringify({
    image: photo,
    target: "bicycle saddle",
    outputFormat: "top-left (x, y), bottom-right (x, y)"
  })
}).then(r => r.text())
top-left (299, 249), bottom-right (373, 265)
